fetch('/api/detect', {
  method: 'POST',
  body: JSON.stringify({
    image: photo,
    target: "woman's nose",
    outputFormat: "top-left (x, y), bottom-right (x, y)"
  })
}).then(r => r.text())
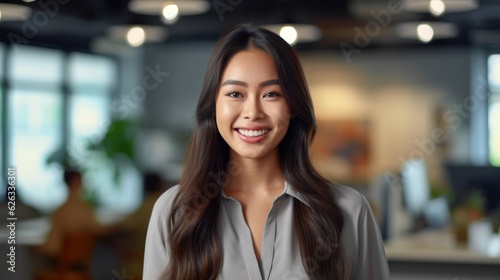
top-left (242, 96), bottom-right (264, 120)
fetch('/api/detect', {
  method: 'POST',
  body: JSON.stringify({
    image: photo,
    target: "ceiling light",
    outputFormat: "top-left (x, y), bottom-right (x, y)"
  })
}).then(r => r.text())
top-left (127, 26), bottom-right (146, 47)
top-left (429, 0), bottom-right (446, 16)
top-left (107, 25), bottom-right (168, 46)
top-left (264, 24), bottom-right (322, 45)
top-left (162, 2), bottom-right (179, 24)
top-left (395, 22), bottom-right (458, 43)
top-left (417, 24), bottom-right (434, 43)
top-left (279, 26), bottom-right (298, 45)
top-left (129, 0), bottom-right (209, 16)
top-left (404, 0), bottom-right (478, 13)
top-left (0, 3), bottom-right (31, 22)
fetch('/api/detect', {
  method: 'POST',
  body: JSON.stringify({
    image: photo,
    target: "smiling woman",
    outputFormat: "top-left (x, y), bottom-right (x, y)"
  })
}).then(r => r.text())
top-left (215, 48), bottom-right (290, 160)
top-left (143, 24), bottom-right (390, 280)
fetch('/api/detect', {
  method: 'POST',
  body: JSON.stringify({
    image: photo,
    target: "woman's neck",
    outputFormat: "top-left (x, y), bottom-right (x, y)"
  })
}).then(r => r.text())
top-left (225, 149), bottom-right (285, 195)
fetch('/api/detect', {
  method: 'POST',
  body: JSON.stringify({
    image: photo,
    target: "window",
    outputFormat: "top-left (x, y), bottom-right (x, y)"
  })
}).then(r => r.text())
top-left (68, 53), bottom-right (115, 165)
top-left (2, 45), bottom-right (140, 213)
top-left (7, 46), bottom-right (65, 212)
top-left (488, 55), bottom-right (500, 166)
top-left (8, 88), bottom-right (65, 212)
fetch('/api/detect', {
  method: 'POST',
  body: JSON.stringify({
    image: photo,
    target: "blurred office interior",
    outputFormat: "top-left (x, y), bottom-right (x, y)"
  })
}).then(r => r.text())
top-left (0, 0), bottom-right (499, 279)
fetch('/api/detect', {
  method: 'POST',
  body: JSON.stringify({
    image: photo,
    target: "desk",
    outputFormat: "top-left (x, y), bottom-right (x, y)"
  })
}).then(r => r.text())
top-left (0, 211), bottom-right (127, 245)
top-left (385, 229), bottom-right (500, 280)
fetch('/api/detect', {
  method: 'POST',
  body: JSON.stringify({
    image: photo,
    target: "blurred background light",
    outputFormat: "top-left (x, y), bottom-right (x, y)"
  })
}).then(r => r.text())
top-left (162, 2), bottom-right (179, 24)
top-left (417, 23), bottom-right (434, 43)
top-left (126, 26), bottom-right (146, 47)
top-left (404, 0), bottom-right (478, 13)
top-left (395, 22), bottom-right (458, 43)
top-left (128, 0), bottom-right (209, 24)
top-left (279, 25), bottom-right (298, 45)
top-left (0, 3), bottom-right (31, 22)
top-left (107, 25), bottom-right (168, 46)
top-left (429, 0), bottom-right (446, 16)
top-left (264, 24), bottom-right (322, 45)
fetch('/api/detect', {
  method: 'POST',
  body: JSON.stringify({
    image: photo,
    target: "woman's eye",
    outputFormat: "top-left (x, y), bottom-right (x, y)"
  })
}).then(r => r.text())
top-left (264, 91), bottom-right (281, 98)
top-left (227, 92), bottom-right (242, 98)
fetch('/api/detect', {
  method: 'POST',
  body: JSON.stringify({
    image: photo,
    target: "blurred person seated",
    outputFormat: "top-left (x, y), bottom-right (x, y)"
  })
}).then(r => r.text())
top-left (36, 167), bottom-right (112, 280)
top-left (113, 173), bottom-right (171, 279)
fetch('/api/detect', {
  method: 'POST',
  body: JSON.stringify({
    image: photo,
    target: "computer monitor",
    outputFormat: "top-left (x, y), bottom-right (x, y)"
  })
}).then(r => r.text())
top-left (401, 159), bottom-right (431, 218)
top-left (445, 164), bottom-right (500, 213)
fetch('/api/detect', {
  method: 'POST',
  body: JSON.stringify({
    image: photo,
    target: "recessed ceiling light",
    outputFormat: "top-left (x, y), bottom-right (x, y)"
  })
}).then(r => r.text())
top-left (279, 26), bottom-right (298, 45)
top-left (162, 2), bottom-right (179, 24)
top-left (128, 0), bottom-right (209, 16)
top-left (429, 0), bottom-right (446, 16)
top-left (107, 25), bottom-right (168, 46)
top-left (403, 0), bottom-right (478, 13)
top-left (417, 23), bottom-right (434, 43)
top-left (395, 21), bottom-right (458, 43)
top-left (264, 24), bottom-right (322, 45)
top-left (0, 3), bottom-right (31, 22)
top-left (127, 26), bottom-right (147, 47)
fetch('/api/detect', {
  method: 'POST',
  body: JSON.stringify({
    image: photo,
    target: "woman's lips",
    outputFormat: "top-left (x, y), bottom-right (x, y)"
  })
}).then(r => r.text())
top-left (235, 128), bottom-right (271, 143)
top-left (237, 128), bottom-right (270, 137)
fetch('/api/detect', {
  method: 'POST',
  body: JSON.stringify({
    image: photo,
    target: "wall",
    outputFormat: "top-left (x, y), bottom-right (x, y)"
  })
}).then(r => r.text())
top-left (142, 42), bottom-right (215, 130)
top-left (301, 48), bottom-right (472, 183)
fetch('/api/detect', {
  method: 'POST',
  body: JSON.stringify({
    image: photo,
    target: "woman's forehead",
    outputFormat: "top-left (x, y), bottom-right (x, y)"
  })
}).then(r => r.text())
top-left (220, 49), bottom-right (279, 84)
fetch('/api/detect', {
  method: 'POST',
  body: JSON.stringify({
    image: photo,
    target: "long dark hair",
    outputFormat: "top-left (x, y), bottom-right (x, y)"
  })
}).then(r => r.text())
top-left (165, 24), bottom-right (344, 280)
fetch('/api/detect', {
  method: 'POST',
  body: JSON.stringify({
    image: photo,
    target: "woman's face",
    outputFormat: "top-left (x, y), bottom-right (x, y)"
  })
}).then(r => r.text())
top-left (215, 48), bottom-right (291, 160)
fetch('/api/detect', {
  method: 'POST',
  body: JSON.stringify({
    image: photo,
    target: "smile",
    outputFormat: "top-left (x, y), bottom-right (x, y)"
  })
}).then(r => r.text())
top-left (237, 129), bottom-right (270, 137)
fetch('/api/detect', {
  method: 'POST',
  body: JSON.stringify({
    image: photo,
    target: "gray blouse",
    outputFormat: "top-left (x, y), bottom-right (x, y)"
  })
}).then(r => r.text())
top-left (143, 182), bottom-right (391, 280)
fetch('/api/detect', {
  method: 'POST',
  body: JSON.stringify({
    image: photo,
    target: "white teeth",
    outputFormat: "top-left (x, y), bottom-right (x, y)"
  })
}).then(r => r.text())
top-left (238, 129), bottom-right (269, 137)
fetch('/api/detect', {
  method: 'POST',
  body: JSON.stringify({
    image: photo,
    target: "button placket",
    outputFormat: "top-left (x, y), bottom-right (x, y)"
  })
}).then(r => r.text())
top-left (262, 196), bottom-right (283, 280)
top-left (233, 201), bottom-right (264, 280)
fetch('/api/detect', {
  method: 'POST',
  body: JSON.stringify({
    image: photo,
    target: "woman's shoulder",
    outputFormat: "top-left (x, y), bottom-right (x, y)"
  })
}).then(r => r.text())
top-left (330, 184), bottom-right (390, 279)
top-left (151, 184), bottom-right (181, 218)
top-left (330, 184), bottom-right (369, 218)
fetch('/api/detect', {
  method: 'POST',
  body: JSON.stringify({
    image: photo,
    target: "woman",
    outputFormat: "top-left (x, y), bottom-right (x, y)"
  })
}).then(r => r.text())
top-left (144, 24), bottom-right (390, 280)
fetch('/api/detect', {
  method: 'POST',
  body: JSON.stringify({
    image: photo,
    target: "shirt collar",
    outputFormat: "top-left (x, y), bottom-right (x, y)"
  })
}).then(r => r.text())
top-left (283, 181), bottom-right (311, 207)
top-left (221, 180), bottom-right (311, 207)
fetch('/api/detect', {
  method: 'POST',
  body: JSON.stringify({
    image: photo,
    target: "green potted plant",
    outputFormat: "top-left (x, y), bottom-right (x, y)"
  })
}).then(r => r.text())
top-left (452, 190), bottom-right (486, 244)
top-left (86, 119), bottom-right (140, 184)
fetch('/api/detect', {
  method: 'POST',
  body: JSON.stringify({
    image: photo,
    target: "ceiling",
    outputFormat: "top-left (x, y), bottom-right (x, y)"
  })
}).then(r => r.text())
top-left (0, 0), bottom-right (500, 52)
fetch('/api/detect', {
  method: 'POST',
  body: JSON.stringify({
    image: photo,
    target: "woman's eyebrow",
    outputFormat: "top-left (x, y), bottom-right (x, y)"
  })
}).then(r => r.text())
top-left (259, 79), bottom-right (280, 87)
top-left (220, 79), bottom-right (280, 88)
top-left (221, 79), bottom-right (247, 87)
